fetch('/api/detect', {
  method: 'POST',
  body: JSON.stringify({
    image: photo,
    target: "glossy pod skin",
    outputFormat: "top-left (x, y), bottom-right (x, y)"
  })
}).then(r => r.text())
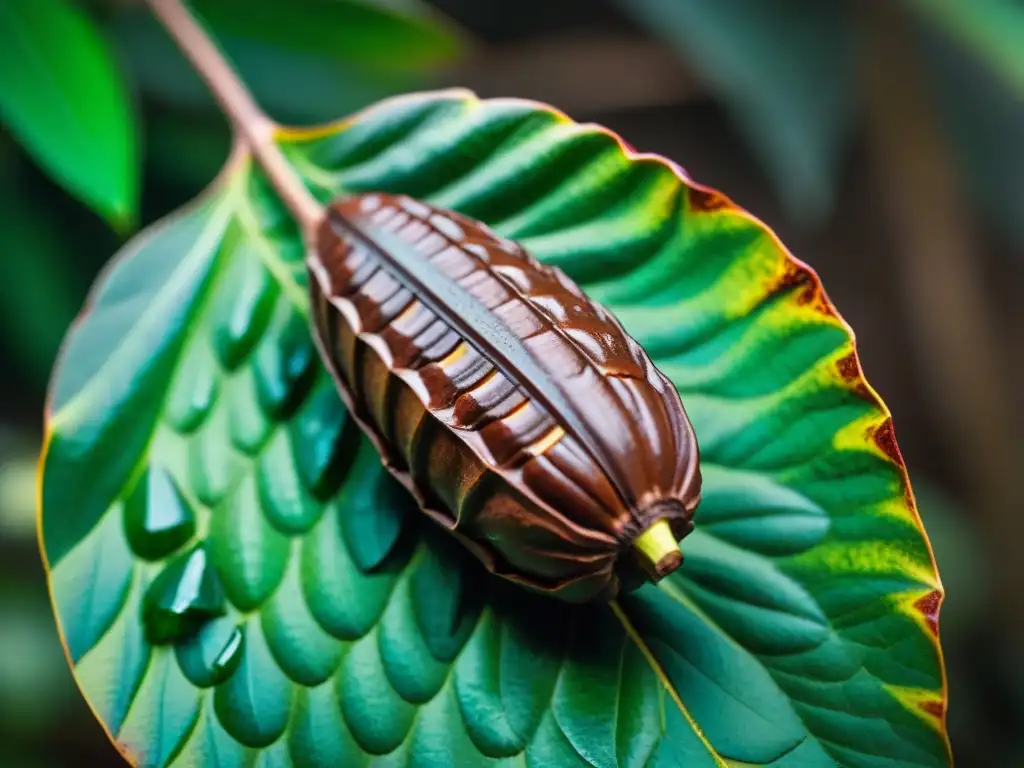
top-left (307, 193), bottom-right (701, 603)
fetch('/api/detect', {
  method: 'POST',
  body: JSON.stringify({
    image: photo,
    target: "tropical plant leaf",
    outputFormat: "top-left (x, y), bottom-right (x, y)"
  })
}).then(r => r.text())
top-left (113, 9), bottom-right (421, 125)
top-left (0, 187), bottom-right (82, 384)
top-left (191, 0), bottom-right (464, 72)
top-left (917, 20), bottom-right (1024, 248)
top-left (906, 0), bottom-right (1024, 96)
top-left (0, 0), bottom-right (138, 227)
top-left (616, 0), bottom-right (855, 224)
top-left (39, 90), bottom-right (950, 766)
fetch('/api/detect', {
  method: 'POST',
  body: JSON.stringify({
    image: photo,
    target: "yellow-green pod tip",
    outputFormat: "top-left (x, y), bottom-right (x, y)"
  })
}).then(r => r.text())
top-left (634, 518), bottom-right (682, 582)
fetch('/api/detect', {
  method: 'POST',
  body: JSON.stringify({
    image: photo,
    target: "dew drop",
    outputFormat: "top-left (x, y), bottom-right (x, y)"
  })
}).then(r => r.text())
top-left (124, 466), bottom-right (197, 560)
top-left (176, 615), bottom-right (245, 687)
top-left (289, 377), bottom-right (353, 496)
top-left (143, 544), bottom-right (225, 644)
top-left (342, 461), bottom-right (411, 573)
top-left (164, 344), bottom-right (219, 434)
top-left (253, 306), bottom-right (316, 419)
top-left (210, 248), bottom-right (278, 370)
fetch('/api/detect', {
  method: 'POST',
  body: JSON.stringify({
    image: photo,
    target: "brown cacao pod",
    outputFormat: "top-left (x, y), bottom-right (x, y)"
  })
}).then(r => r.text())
top-left (307, 193), bottom-right (701, 603)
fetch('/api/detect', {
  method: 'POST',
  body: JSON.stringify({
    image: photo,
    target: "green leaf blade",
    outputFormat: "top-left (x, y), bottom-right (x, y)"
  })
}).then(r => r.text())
top-left (0, 0), bottom-right (138, 226)
top-left (40, 90), bottom-right (949, 766)
top-left (907, 0), bottom-right (1024, 96)
top-left (41, 196), bottom-right (229, 568)
top-left (192, 0), bottom-right (464, 72)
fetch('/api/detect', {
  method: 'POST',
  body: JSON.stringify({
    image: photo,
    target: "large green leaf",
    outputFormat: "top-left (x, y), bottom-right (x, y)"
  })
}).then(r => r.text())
top-left (39, 91), bottom-right (950, 766)
top-left (0, 0), bottom-right (138, 227)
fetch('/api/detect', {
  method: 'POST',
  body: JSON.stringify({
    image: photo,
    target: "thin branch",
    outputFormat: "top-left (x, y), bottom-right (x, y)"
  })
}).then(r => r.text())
top-left (144, 0), bottom-right (323, 236)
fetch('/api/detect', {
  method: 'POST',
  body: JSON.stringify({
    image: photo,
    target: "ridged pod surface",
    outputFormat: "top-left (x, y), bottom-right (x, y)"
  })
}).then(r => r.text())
top-left (309, 193), bottom-right (700, 602)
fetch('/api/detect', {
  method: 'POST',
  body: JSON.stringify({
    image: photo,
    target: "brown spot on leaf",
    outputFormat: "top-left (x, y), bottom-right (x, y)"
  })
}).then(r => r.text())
top-left (914, 589), bottom-right (942, 637)
top-left (919, 699), bottom-right (945, 719)
top-left (687, 186), bottom-right (733, 214)
top-left (770, 262), bottom-right (820, 307)
top-left (871, 418), bottom-right (902, 465)
top-left (837, 352), bottom-right (859, 381)
top-left (809, 292), bottom-right (832, 315)
top-left (773, 263), bottom-right (809, 291)
top-left (768, 260), bottom-right (839, 317)
top-left (836, 352), bottom-right (873, 400)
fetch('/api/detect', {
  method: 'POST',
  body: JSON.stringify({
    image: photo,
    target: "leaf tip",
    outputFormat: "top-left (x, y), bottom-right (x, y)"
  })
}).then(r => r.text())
top-left (103, 198), bottom-right (139, 237)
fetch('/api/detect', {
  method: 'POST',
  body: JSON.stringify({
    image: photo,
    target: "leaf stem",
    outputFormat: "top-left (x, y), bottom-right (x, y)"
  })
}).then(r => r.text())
top-left (143, 0), bottom-right (323, 236)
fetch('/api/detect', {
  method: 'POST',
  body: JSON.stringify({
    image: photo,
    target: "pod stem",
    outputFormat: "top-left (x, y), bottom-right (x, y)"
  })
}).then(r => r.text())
top-left (143, 0), bottom-right (324, 236)
top-left (633, 518), bottom-right (682, 582)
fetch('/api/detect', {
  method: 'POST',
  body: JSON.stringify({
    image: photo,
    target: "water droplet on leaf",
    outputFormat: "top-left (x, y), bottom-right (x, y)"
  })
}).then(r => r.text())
top-left (176, 615), bottom-right (244, 687)
top-left (124, 465), bottom-right (196, 560)
top-left (254, 306), bottom-right (315, 418)
top-left (143, 544), bottom-right (225, 644)
top-left (343, 460), bottom-right (411, 572)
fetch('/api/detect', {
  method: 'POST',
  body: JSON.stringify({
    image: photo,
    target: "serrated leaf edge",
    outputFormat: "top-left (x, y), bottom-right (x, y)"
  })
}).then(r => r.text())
top-left (610, 600), bottom-right (727, 767)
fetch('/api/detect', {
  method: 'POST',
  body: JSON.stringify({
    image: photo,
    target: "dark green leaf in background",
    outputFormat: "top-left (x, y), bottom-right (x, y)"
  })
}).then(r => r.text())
top-left (190, 0), bottom-right (465, 72)
top-left (0, 586), bottom-right (77, 734)
top-left (906, 0), bottom-right (1024, 96)
top-left (39, 91), bottom-right (950, 766)
top-left (143, 111), bottom-right (233, 194)
top-left (618, 0), bottom-right (855, 225)
top-left (916, 21), bottom-right (1024, 248)
top-left (0, 0), bottom-right (139, 228)
top-left (0, 187), bottom-right (83, 384)
top-left (113, 9), bottom-right (423, 125)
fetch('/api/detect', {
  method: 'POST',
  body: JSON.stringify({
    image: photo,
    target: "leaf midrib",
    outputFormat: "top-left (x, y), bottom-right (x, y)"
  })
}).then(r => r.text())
top-left (608, 601), bottom-right (728, 768)
top-left (230, 165), bottom-right (311, 316)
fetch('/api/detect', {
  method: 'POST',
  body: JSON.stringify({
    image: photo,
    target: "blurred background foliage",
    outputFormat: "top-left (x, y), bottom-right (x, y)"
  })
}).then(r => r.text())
top-left (0, 0), bottom-right (1021, 765)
